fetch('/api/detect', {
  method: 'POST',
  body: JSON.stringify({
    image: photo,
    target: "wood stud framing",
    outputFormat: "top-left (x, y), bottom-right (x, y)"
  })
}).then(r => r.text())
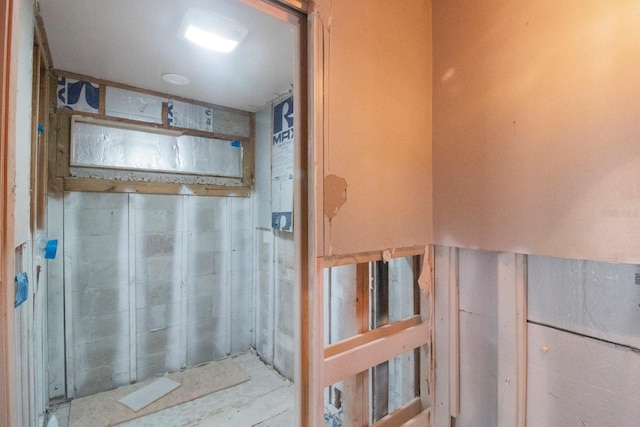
top-left (49, 70), bottom-right (255, 198)
top-left (497, 253), bottom-right (528, 427)
top-left (318, 250), bottom-right (432, 426)
top-left (434, 246), bottom-right (460, 427)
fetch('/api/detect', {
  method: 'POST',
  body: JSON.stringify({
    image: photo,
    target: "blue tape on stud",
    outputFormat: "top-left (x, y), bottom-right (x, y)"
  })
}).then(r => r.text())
top-left (38, 124), bottom-right (44, 133)
top-left (231, 141), bottom-right (241, 147)
top-left (14, 272), bottom-right (28, 308)
top-left (45, 239), bottom-right (58, 260)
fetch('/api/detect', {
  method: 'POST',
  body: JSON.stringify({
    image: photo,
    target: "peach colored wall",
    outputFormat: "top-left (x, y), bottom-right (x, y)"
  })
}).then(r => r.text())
top-left (433, 1), bottom-right (640, 263)
top-left (317, 0), bottom-right (433, 256)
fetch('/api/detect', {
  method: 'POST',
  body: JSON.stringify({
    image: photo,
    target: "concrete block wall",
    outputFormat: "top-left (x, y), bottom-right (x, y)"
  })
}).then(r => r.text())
top-left (255, 229), bottom-right (275, 365)
top-left (273, 231), bottom-right (295, 379)
top-left (186, 196), bottom-right (230, 366)
top-left (253, 102), bottom-right (295, 381)
top-left (230, 197), bottom-right (255, 354)
top-left (64, 192), bottom-right (130, 397)
top-left (254, 229), bottom-right (295, 380)
top-left (52, 192), bottom-right (255, 398)
top-left (134, 195), bottom-right (183, 379)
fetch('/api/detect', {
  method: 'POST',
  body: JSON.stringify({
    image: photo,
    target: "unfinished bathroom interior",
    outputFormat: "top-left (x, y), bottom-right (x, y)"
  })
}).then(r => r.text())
top-left (2, 1), bottom-right (640, 426)
top-left (19, 0), bottom-right (303, 424)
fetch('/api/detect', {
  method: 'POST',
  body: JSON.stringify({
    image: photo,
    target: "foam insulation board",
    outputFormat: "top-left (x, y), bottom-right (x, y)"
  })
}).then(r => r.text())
top-left (57, 76), bottom-right (99, 113)
top-left (254, 106), bottom-right (273, 229)
top-left (168, 99), bottom-right (213, 132)
top-left (318, 0), bottom-right (433, 255)
top-left (105, 87), bottom-right (165, 123)
top-left (527, 323), bottom-right (640, 426)
top-left (528, 255), bottom-right (640, 350)
top-left (433, 0), bottom-right (640, 262)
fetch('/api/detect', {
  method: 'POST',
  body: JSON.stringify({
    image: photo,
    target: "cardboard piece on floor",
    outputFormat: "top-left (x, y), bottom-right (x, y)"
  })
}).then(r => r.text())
top-left (117, 377), bottom-right (181, 412)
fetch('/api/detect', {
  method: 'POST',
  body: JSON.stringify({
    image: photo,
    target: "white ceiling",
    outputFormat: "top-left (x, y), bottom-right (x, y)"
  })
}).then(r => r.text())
top-left (39, 0), bottom-right (296, 112)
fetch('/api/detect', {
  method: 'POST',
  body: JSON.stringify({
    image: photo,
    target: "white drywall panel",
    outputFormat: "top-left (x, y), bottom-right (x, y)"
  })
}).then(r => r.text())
top-left (456, 249), bottom-right (498, 427)
top-left (64, 192), bottom-right (130, 397)
top-left (317, 0), bottom-right (433, 256)
top-left (434, 1), bottom-right (640, 262)
top-left (527, 323), bottom-right (640, 426)
top-left (528, 256), bottom-right (640, 349)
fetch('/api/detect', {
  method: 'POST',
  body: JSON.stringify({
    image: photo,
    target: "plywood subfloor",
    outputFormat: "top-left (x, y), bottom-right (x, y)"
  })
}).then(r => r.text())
top-left (51, 351), bottom-right (294, 427)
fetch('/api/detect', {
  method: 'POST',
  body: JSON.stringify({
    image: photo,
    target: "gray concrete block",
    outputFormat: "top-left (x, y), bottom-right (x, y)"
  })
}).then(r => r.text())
top-left (137, 256), bottom-right (180, 284)
top-left (73, 336), bottom-right (129, 370)
top-left (135, 208), bottom-right (179, 234)
top-left (71, 208), bottom-right (123, 236)
top-left (232, 250), bottom-right (253, 272)
top-left (231, 308), bottom-right (253, 334)
top-left (72, 287), bottom-right (129, 317)
top-left (186, 336), bottom-right (229, 366)
top-left (188, 252), bottom-right (227, 276)
top-left (72, 234), bottom-right (123, 262)
top-left (136, 346), bottom-right (182, 380)
top-left (231, 331), bottom-right (253, 354)
top-left (135, 279), bottom-right (181, 308)
top-left (65, 192), bottom-right (128, 211)
top-left (187, 230), bottom-right (227, 253)
top-left (137, 233), bottom-right (176, 257)
top-left (187, 274), bottom-right (226, 299)
top-left (72, 260), bottom-right (127, 291)
top-left (74, 311), bottom-right (130, 344)
top-left (74, 362), bottom-right (130, 397)
top-left (137, 325), bottom-right (181, 356)
top-left (136, 303), bottom-right (181, 332)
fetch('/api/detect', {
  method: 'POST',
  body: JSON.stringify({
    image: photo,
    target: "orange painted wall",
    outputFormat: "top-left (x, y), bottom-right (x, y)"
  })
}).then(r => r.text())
top-left (434, 1), bottom-right (640, 263)
top-left (317, 0), bottom-right (433, 256)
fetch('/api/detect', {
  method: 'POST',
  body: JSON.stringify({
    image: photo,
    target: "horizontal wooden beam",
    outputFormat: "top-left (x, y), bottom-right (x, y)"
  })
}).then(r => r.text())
top-left (371, 397), bottom-right (421, 427)
top-left (400, 409), bottom-right (429, 426)
top-left (323, 246), bottom-right (425, 268)
top-left (324, 320), bottom-right (430, 387)
top-left (325, 315), bottom-right (421, 359)
top-left (63, 177), bottom-right (251, 197)
top-left (65, 111), bottom-right (250, 143)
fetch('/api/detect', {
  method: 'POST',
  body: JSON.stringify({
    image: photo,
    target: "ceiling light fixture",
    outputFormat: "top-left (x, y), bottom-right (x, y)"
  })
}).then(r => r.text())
top-left (162, 73), bottom-right (190, 85)
top-left (178, 8), bottom-right (248, 53)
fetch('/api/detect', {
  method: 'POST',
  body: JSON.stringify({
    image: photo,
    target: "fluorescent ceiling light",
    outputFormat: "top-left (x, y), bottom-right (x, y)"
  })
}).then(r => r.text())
top-left (178, 8), bottom-right (248, 53)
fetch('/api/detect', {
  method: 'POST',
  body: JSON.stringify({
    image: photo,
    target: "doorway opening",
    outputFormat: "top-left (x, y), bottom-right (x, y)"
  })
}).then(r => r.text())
top-left (35, 0), bottom-right (307, 425)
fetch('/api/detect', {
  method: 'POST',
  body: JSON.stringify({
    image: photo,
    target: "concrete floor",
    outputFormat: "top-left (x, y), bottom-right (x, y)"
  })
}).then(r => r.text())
top-left (48, 351), bottom-right (294, 427)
